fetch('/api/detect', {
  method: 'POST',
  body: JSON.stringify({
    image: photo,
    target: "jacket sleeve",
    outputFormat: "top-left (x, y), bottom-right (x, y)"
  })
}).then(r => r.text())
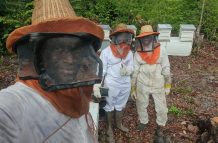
top-left (100, 50), bottom-right (108, 76)
top-left (160, 47), bottom-right (172, 85)
top-left (131, 53), bottom-right (140, 86)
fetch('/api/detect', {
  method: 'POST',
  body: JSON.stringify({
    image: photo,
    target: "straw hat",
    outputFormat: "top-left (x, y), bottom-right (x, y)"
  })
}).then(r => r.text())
top-left (136, 25), bottom-right (159, 38)
top-left (109, 23), bottom-right (134, 38)
top-left (6, 0), bottom-right (104, 53)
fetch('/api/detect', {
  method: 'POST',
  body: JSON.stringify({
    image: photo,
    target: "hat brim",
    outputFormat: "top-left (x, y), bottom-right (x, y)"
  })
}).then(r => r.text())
top-left (136, 32), bottom-right (159, 38)
top-left (6, 17), bottom-right (104, 53)
top-left (109, 29), bottom-right (134, 38)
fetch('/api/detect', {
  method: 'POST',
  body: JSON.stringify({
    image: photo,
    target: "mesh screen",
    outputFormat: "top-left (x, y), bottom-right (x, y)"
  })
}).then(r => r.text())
top-left (111, 32), bottom-right (133, 45)
top-left (16, 41), bottom-right (38, 79)
top-left (37, 36), bottom-right (101, 89)
top-left (135, 35), bottom-right (155, 52)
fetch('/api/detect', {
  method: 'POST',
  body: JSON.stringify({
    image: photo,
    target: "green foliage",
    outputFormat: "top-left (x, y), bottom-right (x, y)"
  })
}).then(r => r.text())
top-left (0, 1), bottom-right (33, 55)
top-left (169, 105), bottom-right (183, 117)
top-left (1, 0), bottom-right (217, 55)
top-left (202, 0), bottom-right (218, 41)
top-left (71, 0), bottom-right (203, 34)
top-left (71, 0), bottom-right (218, 39)
top-left (169, 105), bottom-right (194, 117)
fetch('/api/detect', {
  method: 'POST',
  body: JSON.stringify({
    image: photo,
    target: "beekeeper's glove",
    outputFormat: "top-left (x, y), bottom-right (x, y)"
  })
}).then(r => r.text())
top-left (120, 64), bottom-right (131, 76)
top-left (93, 84), bottom-right (101, 98)
top-left (164, 84), bottom-right (171, 95)
top-left (131, 86), bottom-right (137, 101)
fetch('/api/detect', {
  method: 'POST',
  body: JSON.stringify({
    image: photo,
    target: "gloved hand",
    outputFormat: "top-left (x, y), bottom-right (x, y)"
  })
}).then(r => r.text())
top-left (165, 88), bottom-right (171, 95)
top-left (131, 91), bottom-right (137, 101)
top-left (120, 64), bottom-right (131, 76)
top-left (93, 84), bottom-right (101, 98)
top-left (164, 84), bottom-right (171, 95)
top-left (120, 66), bottom-right (128, 76)
top-left (131, 86), bottom-right (137, 101)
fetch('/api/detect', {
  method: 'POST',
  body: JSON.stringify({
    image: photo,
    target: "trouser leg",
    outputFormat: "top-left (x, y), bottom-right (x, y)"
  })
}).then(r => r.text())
top-left (152, 91), bottom-right (168, 126)
top-left (136, 90), bottom-right (150, 124)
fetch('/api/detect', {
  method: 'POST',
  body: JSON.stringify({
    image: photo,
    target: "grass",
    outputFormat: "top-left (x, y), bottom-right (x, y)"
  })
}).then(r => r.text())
top-left (169, 105), bottom-right (183, 117)
top-left (169, 105), bottom-right (194, 117)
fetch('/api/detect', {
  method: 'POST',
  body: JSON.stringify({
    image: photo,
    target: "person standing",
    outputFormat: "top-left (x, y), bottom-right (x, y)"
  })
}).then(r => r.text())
top-left (131, 25), bottom-right (172, 133)
top-left (98, 23), bottom-right (134, 142)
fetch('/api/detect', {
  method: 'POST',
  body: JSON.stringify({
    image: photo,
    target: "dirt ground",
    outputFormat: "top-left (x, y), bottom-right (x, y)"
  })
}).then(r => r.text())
top-left (0, 42), bottom-right (217, 143)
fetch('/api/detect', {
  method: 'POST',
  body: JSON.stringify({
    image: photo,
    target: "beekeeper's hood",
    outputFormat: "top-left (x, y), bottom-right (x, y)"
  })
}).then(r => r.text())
top-left (6, 0), bottom-right (104, 91)
top-left (135, 25), bottom-right (159, 52)
top-left (109, 23), bottom-right (134, 45)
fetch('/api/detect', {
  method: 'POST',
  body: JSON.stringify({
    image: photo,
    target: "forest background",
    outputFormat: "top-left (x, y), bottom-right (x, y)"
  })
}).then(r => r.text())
top-left (0, 0), bottom-right (217, 55)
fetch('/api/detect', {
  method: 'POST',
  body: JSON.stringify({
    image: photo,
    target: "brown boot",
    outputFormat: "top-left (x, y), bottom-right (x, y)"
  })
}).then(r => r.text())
top-left (153, 125), bottom-right (164, 143)
top-left (106, 112), bottom-right (115, 143)
top-left (137, 123), bottom-right (147, 131)
top-left (156, 125), bottom-right (164, 136)
top-left (115, 110), bottom-right (129, 132)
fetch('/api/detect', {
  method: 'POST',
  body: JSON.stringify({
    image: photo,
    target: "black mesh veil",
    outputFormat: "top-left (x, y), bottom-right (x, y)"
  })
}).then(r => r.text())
top-left (135, 35), bottom-right (156, 52)
top-left (13, 32), bottom-right (103, 91)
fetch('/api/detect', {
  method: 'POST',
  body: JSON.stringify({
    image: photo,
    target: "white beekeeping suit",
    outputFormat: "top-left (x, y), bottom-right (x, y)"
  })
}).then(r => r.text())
top-left (131, 25), bottom-right (171, 132)
top-left (100, 45), bottom-right (133, 112)
top-left (0, 82), bottom-right (96, 143)
top-left (95, 23), bottom-right (134, 143)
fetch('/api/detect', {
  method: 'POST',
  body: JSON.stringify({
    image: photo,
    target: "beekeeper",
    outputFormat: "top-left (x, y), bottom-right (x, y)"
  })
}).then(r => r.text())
top-left (131, 25), bottom-right (171, 132)
top-left (0, 0), bottom-right (104, 143)
top-left (94, 23), bottom-right (134, 142)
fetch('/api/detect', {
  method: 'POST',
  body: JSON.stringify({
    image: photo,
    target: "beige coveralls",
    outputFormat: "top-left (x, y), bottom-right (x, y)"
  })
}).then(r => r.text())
top-left (132, 46), bottom-right (171, 126)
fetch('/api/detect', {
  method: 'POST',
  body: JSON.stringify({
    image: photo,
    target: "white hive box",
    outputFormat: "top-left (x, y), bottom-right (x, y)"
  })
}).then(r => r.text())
top-left (100, 24), bottom-right (111, 40)
top-left (127, 25), bottom-right (137, 36)
top-left (157, 24), bottom-right (172, 42)
top-left (160, 41), bottom-right (167, 49)
top-left (179, 24), bottom-right (196, 42)
top-left (165, 37), bottom-right (193, 56)
top-left (99, 25), bottom-right (111, 52)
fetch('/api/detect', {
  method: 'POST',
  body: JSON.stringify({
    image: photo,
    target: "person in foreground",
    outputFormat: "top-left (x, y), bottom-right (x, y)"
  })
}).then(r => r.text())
top-left (0, 0), bottom-right (104, 142)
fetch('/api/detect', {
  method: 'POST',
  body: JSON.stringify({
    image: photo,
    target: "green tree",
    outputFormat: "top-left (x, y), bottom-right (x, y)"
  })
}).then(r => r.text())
top-left (202, 0), bottom-right (218, 41)
top-left (0, 0), bottom-right (33, 55)
top-left (1, 0), bottom-right (217, 55)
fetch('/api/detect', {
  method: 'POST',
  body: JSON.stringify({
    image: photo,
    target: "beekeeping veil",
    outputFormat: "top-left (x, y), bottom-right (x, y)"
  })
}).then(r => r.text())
top-left (135, 25), bottom-right (159, 52)
top-left (6, 0), bottom-right (104, 91)
top-left (109, 23), bottom-right (134, 45)
top-left (109, 23), bottom-right (134, 58)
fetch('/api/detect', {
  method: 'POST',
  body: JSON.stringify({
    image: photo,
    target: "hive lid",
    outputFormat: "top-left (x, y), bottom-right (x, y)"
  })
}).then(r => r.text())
top-left (180, 24), bottom-right (196, 31)
top-left (158, 24), bottom-right (172, 30)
